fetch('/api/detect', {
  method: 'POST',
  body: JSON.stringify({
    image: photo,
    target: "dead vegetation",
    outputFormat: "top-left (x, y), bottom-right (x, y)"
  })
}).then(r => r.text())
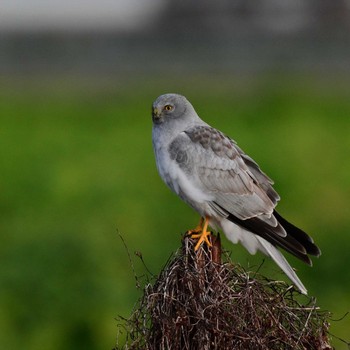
top-left (116, 233), bottom-right (332, 350)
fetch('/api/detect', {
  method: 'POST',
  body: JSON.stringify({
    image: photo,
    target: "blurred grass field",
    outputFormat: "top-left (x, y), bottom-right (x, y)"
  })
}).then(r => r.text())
top-left (1, 74), bottom-right (349, 349)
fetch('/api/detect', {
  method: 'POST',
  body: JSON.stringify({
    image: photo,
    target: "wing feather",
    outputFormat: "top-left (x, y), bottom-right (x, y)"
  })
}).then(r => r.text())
top-left (171, 125), bottom-right (277, 220)
top-left (168, 125), bottom-right (320, 267)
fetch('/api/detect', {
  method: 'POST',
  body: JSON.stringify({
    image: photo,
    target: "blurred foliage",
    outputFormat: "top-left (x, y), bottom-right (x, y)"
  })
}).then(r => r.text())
top-left (0, 74), bottom-right (349, 349)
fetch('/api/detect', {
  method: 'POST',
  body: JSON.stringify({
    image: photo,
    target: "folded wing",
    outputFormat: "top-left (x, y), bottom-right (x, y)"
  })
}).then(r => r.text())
top-left (168, 125), bottom-right (321, 264)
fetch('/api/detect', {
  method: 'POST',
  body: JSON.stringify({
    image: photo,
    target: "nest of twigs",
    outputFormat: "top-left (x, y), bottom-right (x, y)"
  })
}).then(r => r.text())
top-left (116, 233), bottom-right (332, 350)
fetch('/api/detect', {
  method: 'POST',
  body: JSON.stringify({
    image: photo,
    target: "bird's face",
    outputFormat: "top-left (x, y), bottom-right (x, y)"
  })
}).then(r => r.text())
top-left (152, 94), bottom-right (188, 125)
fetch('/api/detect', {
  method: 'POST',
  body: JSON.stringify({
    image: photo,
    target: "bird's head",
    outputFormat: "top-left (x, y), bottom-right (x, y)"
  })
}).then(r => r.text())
top-left (152, 93), bottom-right (196, 125)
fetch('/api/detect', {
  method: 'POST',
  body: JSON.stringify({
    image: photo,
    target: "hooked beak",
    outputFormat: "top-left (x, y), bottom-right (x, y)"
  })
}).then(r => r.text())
top-left (152, 107), bottom-right (162, 123)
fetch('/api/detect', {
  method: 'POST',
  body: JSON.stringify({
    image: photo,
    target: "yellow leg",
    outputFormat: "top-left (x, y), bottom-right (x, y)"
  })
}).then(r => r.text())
top-left (189, 216), bottom-right (212, 251)
top-left (186, 217), bottom-right (204, 235)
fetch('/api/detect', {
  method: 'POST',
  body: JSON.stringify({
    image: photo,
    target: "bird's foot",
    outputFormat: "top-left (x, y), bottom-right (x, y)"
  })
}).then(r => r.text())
top-left (186, 217), bottom-right (204, 236)
top-left (187, 217), bottom-right (212, 251)
top-left (192, 230), bottom-right (212, 251)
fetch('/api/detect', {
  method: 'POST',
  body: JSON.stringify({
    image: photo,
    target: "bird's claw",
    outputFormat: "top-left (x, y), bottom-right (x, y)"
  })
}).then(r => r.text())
top-left (186, 217), bottom-right (212, 251)
top-left (193, 230), bottom-right (212, 251)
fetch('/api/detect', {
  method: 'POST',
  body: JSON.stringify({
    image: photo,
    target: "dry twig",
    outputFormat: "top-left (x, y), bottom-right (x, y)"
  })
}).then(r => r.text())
top-left (116, 233), bottom-right (332, 350)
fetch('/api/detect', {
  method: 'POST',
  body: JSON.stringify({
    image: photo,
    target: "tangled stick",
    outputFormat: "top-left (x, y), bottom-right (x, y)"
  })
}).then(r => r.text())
top-left (116, 233), bottom-right (332, 350)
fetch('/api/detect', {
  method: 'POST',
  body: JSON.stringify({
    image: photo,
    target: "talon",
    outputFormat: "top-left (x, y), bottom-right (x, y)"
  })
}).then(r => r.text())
top-left (186, 217), bottom-right (204, 236)
top-left (188, 217), bottom-right (212, 251)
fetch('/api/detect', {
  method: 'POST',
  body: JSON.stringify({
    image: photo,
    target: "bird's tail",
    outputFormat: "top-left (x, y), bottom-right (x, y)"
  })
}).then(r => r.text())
top-left (219, 218), bottom-right (308, 294)
top-left (255, 236), bottom-right (308, 295)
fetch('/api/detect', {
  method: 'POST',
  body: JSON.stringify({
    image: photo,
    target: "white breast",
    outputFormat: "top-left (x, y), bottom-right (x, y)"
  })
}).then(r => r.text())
top-left (153, 135), bottom-right (212, 206)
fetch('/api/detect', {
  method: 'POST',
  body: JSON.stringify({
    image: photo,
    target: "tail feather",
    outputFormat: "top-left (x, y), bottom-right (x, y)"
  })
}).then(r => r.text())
top-left (274, 211), bottom-right (321, 257)
top-left (213, 202), bottom-right (321, 266)
top-left (220, 219), bottom-right (309, 294)
top-left (255, 236), bottom-right (308, 295)
top-left (213, 202), bottom-right (320, 294)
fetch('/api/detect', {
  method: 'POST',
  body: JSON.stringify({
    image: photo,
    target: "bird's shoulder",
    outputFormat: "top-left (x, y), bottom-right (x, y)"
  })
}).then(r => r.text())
top-left (168, 124), bottom-right (241, 163)
top-left (184, 125), bottom-right (239, 158)
top-left (168, 124), bottom-right (280, 204)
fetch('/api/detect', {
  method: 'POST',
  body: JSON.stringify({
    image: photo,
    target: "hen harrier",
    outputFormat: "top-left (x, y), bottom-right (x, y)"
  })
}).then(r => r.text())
top-left (151, 93), bottom-right (320, 294)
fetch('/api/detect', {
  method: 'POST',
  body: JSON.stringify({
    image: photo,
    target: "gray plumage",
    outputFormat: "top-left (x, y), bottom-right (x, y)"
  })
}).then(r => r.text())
top-left (152, 93), bottom-right (320, 294)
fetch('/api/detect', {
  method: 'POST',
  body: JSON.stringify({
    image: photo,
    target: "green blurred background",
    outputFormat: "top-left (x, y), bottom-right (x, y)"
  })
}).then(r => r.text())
top-left (1, 2), bottom-right (350, 349)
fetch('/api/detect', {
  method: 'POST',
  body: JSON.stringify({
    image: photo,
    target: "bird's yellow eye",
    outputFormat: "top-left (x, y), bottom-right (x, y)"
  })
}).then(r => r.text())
top-left (164, 104), bottom-right (173, 111)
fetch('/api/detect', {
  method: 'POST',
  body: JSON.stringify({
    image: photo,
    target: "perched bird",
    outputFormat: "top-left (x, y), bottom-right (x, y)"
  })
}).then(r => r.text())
top-left (151, 93), bottom-right (320, 294)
